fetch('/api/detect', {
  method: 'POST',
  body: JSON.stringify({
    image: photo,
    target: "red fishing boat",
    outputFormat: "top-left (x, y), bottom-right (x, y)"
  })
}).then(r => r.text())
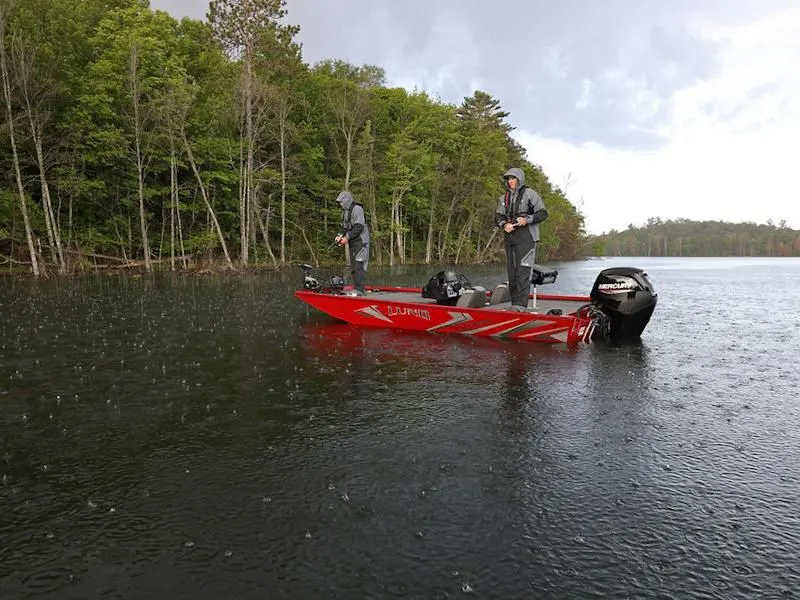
top-left (295, 263), bottom-right (657, 345)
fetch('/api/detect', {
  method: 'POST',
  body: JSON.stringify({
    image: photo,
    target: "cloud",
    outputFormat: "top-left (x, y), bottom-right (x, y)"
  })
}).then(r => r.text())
top-left (149, 0), bottom-right (800, 233)
top-left (518, 6), bottom-right (800, 233)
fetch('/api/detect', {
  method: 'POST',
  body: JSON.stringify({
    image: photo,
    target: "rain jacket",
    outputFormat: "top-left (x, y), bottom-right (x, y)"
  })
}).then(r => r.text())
top-left (336, 191), bottom-right (370, 245)
top-left (494, 167), bottom-right (548, 242)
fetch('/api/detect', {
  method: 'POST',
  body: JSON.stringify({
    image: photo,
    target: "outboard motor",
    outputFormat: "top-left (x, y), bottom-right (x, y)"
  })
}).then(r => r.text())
top-left (590, 267), bottom-right (657, 342)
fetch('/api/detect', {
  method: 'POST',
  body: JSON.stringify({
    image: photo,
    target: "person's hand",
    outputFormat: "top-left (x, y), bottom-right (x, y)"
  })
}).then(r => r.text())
top-left (338, 235), bottom-right (348, 246)
top-left (503, 222), bottom-right (515, 233)
top-left (515, 216), bottom-right (528, 227)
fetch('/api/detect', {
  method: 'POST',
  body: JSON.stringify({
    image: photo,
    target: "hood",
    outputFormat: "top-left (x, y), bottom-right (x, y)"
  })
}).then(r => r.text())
top-left (335, 190), bottom-right (354, 210)
top-left (504, 167), bottom-right (526, 191)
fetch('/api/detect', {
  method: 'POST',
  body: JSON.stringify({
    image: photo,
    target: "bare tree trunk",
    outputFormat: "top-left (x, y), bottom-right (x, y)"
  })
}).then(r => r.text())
top-left (177, 187), bottom-right (187, 269)
top-left (12, 35), bottom-right (65, 273)
top-left (129, 42), bottom-right (152, 271)
top-left (182, 131), bottom-right (234, 268)
top-left (242, 46), bottom-right (255, 266)
top-left (67, 183), bottom-right (73, 254)
top-left (389, 201), bottom-right (395, 267)
top-left (355, 122), bottom-right (380, 264)
top-left (437, 147), bottom-right (468, 262)
top-left (256, 205), bottom-right (277, 266)
top-left (113, 215), bottom-right (128, 262)
top-left (169, 140), bottom-right (177, 270)
top-left (32, 135), bottom-right (64, 271)
top-left (278, 101), bottom-right (292, 263)
top-left (328, 77), bottom-right (368, 191)
top-left (425, 203), bottom-right (435, 264)
top-left (238, 119), bottom-right (247, 265)
top-left (158, 205), bottom-right (166, 260)
top-left (454, 215), bottom-right (473, 265)
top-left (0, 2), bottom-right (39, 276)
top-left (285, 217), bottom-right (317, 267)
top-left (477, 228), bottom-right (499, 263)
top-left (344, 134), bottom-right (352, 190)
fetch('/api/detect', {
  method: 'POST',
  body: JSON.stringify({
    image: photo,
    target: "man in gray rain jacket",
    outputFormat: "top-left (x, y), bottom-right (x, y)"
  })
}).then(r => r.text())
top-left (494, 167), bottom-right (549, 308)
top-left (335, 191), bottom-right (370, 295)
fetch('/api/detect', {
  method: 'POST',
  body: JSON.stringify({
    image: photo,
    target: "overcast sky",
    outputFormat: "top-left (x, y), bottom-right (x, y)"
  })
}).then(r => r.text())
top-left (150, 0), bottom-right (800, 234)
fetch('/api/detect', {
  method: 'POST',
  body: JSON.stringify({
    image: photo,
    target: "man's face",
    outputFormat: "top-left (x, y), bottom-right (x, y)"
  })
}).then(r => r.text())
top-left (506, 176), bottom-right (518, 190)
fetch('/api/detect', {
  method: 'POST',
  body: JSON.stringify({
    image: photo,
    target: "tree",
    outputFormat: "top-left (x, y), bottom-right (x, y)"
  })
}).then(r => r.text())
top-left (0, 0), bottom-right (38, 275)
top-left (457, 90), bottom-right (514, 135)
top-left (0, 0), bottom-right (593, 271)
top-left (9, 14), bottom-right (65, 272)
top-left (207, 0), bottom-right (299, 266)
top-left (313, 60), bottom-right (379, 191)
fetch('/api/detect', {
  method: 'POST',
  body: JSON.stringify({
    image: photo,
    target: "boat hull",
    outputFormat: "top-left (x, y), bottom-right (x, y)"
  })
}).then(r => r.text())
top-left (295, 286), bottom-right (595, 345)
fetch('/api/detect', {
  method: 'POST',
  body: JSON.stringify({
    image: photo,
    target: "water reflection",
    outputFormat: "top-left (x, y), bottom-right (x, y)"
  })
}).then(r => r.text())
top-left (3, 263), bottom-right (800, 599)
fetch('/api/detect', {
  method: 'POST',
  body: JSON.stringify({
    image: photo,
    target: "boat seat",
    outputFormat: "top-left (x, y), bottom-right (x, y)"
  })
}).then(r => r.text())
top-left (490, 283), bottom-right (511, 305)
top-left (531, 264), bottom-right (558, 286)
top-left (456, 286), bottom-right (487, 308)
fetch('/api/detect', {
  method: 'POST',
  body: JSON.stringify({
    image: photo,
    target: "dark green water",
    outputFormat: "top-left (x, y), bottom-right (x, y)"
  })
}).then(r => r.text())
top-left (2, 258), bottom-right (799, 599)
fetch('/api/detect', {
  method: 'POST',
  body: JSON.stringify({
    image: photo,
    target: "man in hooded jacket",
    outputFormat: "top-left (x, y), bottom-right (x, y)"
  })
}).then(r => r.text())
top-left (494, 167), bottom-right (549, 309)
top-left (334, 190), bottom-right (370, 295)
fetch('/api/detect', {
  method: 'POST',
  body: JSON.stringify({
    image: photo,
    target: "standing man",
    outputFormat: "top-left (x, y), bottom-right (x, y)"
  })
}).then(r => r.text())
top-left (494, 167), bottom-right (549, 309)
top-left (334, 190), bottom-right (370, 295)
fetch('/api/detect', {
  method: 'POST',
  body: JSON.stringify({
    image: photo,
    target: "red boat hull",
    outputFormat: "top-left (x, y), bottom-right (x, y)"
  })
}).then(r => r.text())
top-left (295, 286), bottom-right (595, 345)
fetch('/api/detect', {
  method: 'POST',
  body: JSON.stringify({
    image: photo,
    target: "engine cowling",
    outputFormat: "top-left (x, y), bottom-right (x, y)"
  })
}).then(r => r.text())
top-left (590, 267), bottom-right (657, 342)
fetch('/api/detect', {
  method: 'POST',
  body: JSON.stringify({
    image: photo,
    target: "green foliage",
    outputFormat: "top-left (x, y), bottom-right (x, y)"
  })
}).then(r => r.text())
top-left (588, 218), bottom-right (800, 257)
top-left (0, 0), bottom-right (589, 270)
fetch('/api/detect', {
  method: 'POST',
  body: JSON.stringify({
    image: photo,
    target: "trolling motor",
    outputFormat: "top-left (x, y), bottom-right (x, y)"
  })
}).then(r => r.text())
top-left (589, 267), bottom-right (658, 342)
top-left (298, 263), bottom-right (321, 292)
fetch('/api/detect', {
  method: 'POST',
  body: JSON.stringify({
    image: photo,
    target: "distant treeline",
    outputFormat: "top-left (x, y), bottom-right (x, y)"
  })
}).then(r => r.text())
top-left (586, 218), bottom-right (800, 257)
top-left (0, 0), bottom-right (585, 276)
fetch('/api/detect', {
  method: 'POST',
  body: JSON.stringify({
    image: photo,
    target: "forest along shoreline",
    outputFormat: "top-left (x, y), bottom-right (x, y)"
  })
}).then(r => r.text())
top-left (1, 1), bottom-right (797, 280)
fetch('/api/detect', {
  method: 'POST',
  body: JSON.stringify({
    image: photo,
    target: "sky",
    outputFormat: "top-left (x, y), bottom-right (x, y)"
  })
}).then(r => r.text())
top-left (150, 0), bottom-right (800, 234)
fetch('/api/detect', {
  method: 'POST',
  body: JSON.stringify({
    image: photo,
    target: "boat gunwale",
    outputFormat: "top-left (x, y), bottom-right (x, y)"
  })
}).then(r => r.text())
top-left (295, 287), bottom-right (593, 323)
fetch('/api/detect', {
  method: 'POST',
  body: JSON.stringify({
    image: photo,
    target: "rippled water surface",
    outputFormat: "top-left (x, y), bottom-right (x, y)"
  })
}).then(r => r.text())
top-left (2, 257), bottom-right (799, 599)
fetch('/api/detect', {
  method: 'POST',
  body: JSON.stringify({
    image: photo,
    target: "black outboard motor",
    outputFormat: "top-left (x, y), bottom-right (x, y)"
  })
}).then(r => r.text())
top-left (590, 267), bottom-right (657, 342)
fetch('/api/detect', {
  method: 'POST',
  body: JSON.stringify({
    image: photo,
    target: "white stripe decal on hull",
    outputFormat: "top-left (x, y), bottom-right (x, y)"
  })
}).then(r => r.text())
top-left (463, 318), bottom-right (523, 336)
top-left (517, 325), bottom-right (569, 340)
top-left (355, 305), bottom-right (393, 322)
top-left (427, 312), bottom-right (473, 331)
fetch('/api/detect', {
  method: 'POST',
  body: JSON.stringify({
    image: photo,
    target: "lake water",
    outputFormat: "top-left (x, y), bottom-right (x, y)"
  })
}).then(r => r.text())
top-left (2, 257), bottom-right (799, 599)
